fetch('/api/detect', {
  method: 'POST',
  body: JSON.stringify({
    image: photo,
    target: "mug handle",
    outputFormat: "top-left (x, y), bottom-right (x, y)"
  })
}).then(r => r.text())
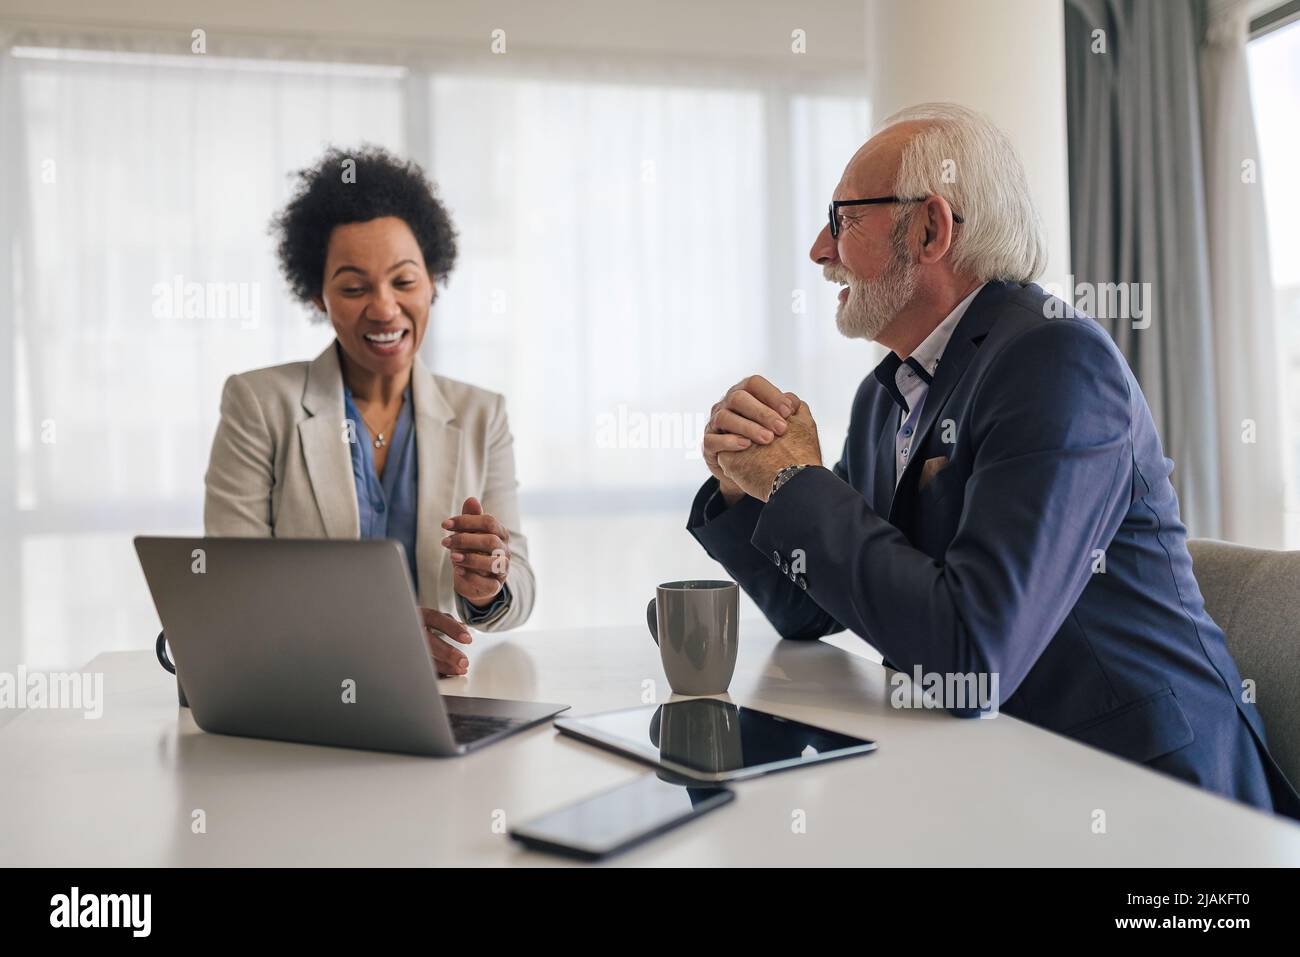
top-left (646, 597), bottom-right (659, 646)
top-left (155, 631), bottom-right (176, 675)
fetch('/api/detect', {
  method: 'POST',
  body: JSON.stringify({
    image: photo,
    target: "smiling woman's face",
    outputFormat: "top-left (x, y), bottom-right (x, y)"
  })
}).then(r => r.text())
top-left (316, 216), bottom-right (433, 380)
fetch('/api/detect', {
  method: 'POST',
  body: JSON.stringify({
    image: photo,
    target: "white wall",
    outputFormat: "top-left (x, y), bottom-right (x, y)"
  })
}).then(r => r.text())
top-left (864, 0), bottom-right (1072, 287)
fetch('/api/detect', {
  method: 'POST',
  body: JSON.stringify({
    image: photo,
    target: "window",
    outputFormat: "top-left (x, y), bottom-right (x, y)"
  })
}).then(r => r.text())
top-left (1248, 17), bottom-right (1300, 545)
top-left (1, 44), bottom-right (871, 670)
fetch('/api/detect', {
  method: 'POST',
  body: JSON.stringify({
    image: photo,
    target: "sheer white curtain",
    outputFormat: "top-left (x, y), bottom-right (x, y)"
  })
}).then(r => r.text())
top-left (422, 71), bottom-right (873, 632)
top-left (1, 44), bottom-right (405, 670)
top-left (1, 37), bottom-right (872, 670)
top-left (1201, 0), bottom-right (1287, 546)
top-left (1246, 15), bottom-right (1300, 546)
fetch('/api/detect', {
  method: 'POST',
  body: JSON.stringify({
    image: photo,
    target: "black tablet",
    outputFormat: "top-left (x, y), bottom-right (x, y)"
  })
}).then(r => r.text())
top-left (554, 698), bottom-right (876, 782)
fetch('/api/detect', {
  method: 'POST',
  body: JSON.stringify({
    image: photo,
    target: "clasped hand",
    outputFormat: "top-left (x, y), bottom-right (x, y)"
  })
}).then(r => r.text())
top-left (703, 375), bottom-right (823, 504)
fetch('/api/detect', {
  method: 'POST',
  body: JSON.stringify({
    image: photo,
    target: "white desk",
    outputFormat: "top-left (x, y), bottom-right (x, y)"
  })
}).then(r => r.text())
top-left (3, 622), bottom-right (1298, 866)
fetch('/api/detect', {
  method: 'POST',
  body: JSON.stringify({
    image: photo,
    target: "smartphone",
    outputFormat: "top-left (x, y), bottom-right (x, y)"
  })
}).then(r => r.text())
top-left (509, 774), bottom-right (735, 861)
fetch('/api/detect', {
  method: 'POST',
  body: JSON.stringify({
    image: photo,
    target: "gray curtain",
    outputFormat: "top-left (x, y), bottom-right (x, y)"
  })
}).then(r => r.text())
top-left (1064, 0), bottom-right (1221, 537)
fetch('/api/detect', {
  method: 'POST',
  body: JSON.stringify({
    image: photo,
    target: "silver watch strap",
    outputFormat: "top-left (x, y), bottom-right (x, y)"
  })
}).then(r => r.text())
top-left (769, 464), bottom-right (809, 500)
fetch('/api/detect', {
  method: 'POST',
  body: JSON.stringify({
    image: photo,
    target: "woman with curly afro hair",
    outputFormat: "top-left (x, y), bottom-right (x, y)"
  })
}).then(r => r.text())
top-left (203, 146), bottom-right (533, 676)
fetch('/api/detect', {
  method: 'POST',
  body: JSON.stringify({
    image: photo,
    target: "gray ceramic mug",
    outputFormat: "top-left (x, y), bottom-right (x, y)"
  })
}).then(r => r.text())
top-left (646, 580), bottom-right (739, 696)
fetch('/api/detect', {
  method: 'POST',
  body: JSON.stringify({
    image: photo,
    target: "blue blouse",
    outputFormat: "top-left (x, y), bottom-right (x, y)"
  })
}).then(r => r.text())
top-left (342, 381), bottom-right (509, 623)
top-left (343, 383), bottom-right (420, 588)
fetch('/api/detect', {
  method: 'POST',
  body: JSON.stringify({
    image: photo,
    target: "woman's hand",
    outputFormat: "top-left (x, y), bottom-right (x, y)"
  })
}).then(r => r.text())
top-left (420, 607), bottom-right (472, 676)
top-left (441, 496), bottom-right (510, 607)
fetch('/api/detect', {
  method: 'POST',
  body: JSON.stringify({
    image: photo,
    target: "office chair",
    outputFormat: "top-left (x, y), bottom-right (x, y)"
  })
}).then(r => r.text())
top-left (1188, 538), bottom-right (1300, 792)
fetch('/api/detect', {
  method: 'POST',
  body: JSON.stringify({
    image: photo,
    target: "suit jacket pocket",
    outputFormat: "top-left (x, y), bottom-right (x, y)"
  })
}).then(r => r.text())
top-left (1063, 686), bottom-right (1196, 764)
top-left (917, 457), bottom-right (963, 506)
top-left (917, 455), bottom-right (949, 492)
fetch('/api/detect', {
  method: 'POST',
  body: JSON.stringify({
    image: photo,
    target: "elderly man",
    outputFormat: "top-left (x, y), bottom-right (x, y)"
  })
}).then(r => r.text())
top-left (687, 102), bottom-right (1300, 819)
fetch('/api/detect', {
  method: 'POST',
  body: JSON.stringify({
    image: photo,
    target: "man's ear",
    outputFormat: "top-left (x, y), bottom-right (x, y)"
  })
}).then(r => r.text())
top-left (917, 196), bottom-right (955, 265)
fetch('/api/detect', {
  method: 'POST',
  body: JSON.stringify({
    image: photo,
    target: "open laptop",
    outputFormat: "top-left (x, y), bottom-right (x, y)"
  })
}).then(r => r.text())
top-left (134, 536), bottom-right (568, 756)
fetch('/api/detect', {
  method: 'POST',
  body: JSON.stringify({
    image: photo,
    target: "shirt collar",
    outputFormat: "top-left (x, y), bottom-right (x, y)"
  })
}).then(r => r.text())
top-left (908, 283), bottom-right (985, 379)
top-left (872, 283), bottom-right (986, 413)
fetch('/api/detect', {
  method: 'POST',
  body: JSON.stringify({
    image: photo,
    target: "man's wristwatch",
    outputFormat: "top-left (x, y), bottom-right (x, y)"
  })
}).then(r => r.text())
top-left (769, 464), bottom-right (811, 501)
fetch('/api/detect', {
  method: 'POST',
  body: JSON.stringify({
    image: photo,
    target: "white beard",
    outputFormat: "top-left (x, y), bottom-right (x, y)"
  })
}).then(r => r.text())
top-left (831, 243), bottom-right (918, 342)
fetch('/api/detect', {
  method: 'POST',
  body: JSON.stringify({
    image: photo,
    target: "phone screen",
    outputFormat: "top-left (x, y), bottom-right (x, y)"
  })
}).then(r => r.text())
top-left (510, 774), bottom-right (734, 860)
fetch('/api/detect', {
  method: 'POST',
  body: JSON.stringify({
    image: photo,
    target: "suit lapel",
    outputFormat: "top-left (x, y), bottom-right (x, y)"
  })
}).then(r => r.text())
top-left (410, 355), bottom-right (461, 608)
top-left (871, 406), bottom-right (897, 518)
top-left (299, 342), bottom-right (360, 538)
top-left (887, 283), bottom-right (1008, 525)
top-left (867, 351), bottom-right (905, 518)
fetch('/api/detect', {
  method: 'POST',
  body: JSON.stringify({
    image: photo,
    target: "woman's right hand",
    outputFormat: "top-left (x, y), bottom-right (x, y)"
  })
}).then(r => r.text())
top-left (420, 607), bottom-right (472, 676)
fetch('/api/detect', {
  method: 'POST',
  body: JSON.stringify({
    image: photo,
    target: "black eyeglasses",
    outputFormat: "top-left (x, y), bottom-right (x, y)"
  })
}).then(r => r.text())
top-left (828, 196), bottom-right (964, 238)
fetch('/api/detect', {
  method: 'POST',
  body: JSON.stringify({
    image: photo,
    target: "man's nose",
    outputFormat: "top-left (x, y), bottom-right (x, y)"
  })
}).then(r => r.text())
top-left (810, 223), bottom-right (838, 266)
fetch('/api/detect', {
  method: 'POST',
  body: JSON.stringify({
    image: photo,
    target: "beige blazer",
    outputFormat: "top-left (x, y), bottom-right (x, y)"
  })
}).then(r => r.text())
top-left (203, 341), bottom-right (534, 630)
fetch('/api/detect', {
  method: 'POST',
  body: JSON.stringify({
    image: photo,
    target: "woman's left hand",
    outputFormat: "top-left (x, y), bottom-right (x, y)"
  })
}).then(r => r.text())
top-left (441, 496), bottom-right (510, 606)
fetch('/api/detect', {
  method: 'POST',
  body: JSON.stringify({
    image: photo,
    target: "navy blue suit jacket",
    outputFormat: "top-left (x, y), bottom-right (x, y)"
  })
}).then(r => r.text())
top-left (689, 281), bottom-right (1300, 820)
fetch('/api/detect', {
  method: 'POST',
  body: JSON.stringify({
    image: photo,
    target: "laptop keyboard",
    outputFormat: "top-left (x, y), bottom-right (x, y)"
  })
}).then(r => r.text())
top-left (448, 711), bottom-right (526, 744)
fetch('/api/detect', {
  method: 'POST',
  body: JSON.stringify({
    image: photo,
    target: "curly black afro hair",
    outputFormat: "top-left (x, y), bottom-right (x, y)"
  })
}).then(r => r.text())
top-left (271, 145), bottom-right (458, 313)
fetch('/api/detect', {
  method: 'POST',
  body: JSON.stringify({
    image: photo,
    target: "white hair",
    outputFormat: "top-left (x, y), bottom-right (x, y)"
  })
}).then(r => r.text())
top-left (878, 103), bottom-right (1047, 284)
